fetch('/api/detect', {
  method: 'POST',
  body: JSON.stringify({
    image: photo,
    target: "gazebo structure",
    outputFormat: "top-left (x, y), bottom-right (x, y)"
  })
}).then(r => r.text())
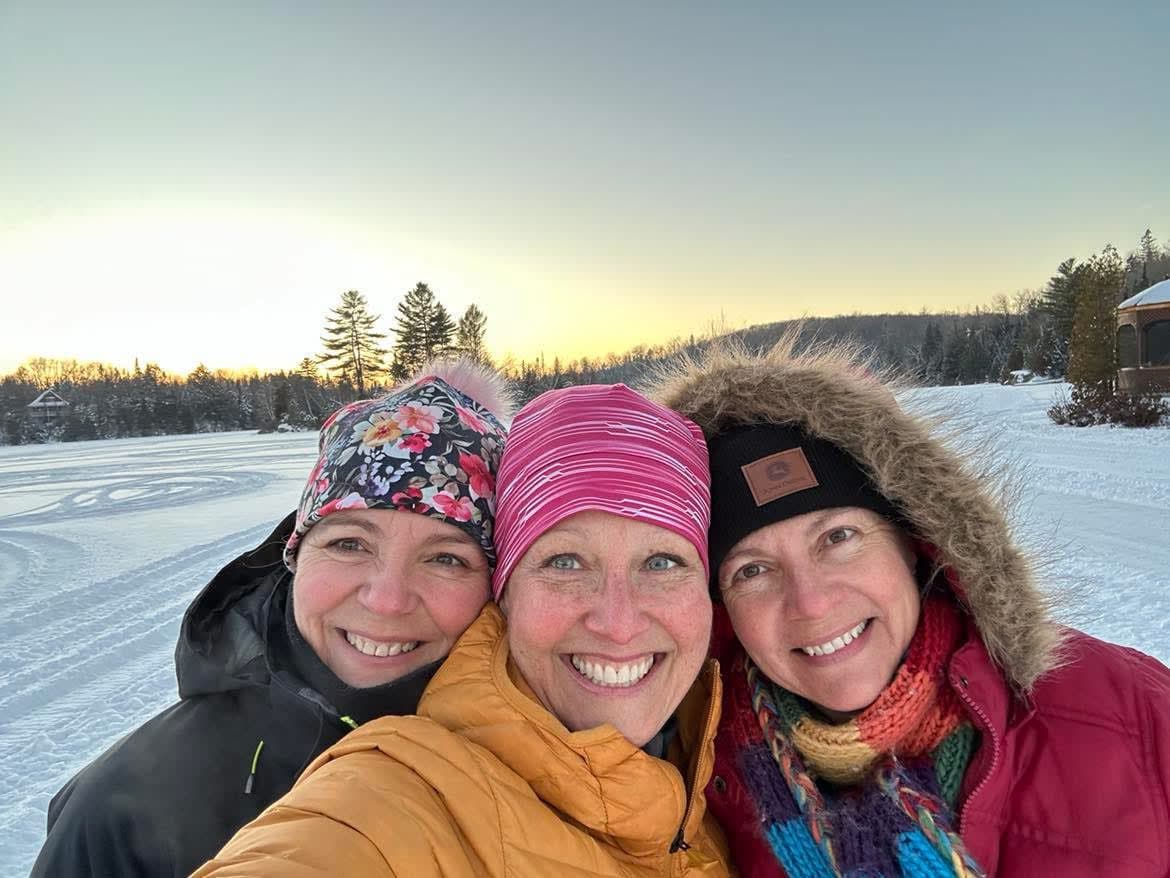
top-left (27, 389), bottom-right (70, 427)
top-left (1117, 278), bottom-right (1170, 394)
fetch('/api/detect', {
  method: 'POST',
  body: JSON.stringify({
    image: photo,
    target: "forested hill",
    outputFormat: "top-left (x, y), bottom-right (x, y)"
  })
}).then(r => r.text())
top-left (507, 306), bottom-right (1050, 403)
top-left (8, 227), bottom-right (1168, 443)
top-left (507, 230), bottom-right (1170, 403)
top-left (0, 306), bottom-right (1045, 445)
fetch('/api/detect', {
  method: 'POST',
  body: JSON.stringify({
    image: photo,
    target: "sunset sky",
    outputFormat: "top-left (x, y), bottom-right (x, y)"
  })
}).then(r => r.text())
top-left (2, 2), bottom-right (1167, 375)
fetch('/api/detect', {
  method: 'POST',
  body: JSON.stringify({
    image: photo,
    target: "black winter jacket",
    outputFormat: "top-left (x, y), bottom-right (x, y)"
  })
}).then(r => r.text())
top-left (31, 513), bottom-right (436, 878)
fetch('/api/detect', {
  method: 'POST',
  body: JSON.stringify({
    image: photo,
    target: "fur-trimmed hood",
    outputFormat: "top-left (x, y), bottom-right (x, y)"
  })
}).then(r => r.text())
top-left (646, 333), bottom-right (1062, 693)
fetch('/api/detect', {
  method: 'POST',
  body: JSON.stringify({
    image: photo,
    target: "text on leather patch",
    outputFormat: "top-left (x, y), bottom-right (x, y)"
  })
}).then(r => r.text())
top-left (740, 447), bottom-right (819, 506)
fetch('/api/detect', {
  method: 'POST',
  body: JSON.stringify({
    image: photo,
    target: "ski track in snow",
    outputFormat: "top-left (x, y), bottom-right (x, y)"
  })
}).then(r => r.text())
top-left (0, 471), bottom-right (276, 526)
top-left (0, 528), bottom-right (278, 861)
top-left (1, 391), bottom-right (1169, 874)
top-left (0, 525), bottom-right (275, 718)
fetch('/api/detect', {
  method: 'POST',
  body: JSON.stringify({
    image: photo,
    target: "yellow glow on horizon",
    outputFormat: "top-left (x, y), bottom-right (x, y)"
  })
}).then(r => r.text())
top-left (4, 204), bottom-right (1061, 377)
top-left (2, 206), bottom-right (413, 374)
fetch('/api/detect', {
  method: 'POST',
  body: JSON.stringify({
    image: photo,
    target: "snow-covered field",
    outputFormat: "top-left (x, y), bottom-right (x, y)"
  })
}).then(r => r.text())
top-left (1, 383), bottom-right (1168, 874)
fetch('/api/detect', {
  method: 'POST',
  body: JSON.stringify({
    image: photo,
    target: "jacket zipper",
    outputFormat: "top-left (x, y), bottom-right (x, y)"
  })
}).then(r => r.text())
top-left (669, 664), bottom-right (721, 864)
top-left (954, 674), bottom-right (1001, 836)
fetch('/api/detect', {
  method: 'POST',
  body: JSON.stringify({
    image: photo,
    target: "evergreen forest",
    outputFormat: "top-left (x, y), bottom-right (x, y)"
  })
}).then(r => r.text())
top-left (5, 231), bottom-right (1168, 445)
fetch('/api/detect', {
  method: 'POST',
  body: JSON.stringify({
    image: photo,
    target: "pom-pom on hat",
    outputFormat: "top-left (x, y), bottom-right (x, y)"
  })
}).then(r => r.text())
top-left (284, 360), bottom-right (511, 571)
top-left (491, 383), bottom-right (711, 600)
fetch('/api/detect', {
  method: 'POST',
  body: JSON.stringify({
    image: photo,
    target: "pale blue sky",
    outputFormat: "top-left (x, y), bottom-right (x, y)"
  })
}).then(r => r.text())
top-left (2, 1), bottom-right (1167, 373)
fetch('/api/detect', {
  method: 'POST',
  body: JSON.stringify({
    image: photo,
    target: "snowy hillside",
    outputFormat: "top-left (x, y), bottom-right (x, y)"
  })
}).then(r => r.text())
top-left (1, 383), bottom-right (1167, 874)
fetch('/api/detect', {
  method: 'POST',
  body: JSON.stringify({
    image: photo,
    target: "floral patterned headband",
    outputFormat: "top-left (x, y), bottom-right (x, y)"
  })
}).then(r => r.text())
top-left (284, 375), bottom-right (508, 571)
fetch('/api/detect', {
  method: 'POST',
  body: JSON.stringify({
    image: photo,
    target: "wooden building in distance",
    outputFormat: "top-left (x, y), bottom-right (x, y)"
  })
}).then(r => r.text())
top-left (1117, 278), bottom-right (1170, 394)
top-left (26, 389), bottom-right (70, 427)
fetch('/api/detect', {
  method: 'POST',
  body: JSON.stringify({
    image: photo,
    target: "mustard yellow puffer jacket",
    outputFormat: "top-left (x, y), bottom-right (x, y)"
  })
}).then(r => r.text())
top-left (195, 604), bottom-right (732, 877)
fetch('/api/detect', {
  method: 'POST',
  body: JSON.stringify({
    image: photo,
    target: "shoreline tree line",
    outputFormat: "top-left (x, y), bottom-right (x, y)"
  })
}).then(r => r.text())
top-left (4, 230), bottom-right (1168, 445)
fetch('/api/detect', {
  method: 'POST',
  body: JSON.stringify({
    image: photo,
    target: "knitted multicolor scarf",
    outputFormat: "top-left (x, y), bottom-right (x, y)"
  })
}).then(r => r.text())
top-left (738, 595), bottom-right (984, 878)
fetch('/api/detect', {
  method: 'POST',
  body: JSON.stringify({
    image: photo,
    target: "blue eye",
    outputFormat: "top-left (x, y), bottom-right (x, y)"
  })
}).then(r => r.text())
top-left (646, 554), bottom-right (681, 571)
top-left (433, 553), bottom-right (467, 567)
top-left (329, 537), bottom-right (365, 553)
top-left (546, 554), bottom-right (582, 570)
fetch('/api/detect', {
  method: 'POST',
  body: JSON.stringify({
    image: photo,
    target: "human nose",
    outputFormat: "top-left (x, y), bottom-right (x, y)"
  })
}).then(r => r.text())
top-left (582, 568), bottom-right (651, 646)
top-left (357, 558), bottom-right (421, 618)
top-left (783, 561), bottom-right (836, 621)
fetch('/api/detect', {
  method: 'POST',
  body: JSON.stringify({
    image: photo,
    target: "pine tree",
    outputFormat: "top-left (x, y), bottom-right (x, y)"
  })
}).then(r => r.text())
top-left (456, 304), bottom-right (490, 365)
top-left (296, 357), bottom-right (319, 381)
top-left (1067, 246), bottom-right (1124, 398)
top-left (273, 381), bottom-right (291, 426)
top-left (920, 322), bottom-right (944, 383)
top-left (1140, 228), bottom-right (1158, 266)
top-left (1042, 258), bottom-right (1080, 376)
top-left (1131, 229), bottom-right (1159, 295)
top-left (958, 329), bottom-right (992, 384)
top-left (390, 283), bottom-right (434, 381)
top-left (1027, 324), bottom-right (1055, 376)
top-left (940, 324), bottom-right (966, 384)
top-left (287, 358), bottom-right (326, 426)
top-left (318, 290), bottom-right (386, 397)
top-left (1135, 262), bottom-right (1151, 296)
top-left (429, 303), bottom-right (457, 360)
top-left (390, 283), bottom-right (456, 380)
top-left (186, 364), bottom-right (235, 430)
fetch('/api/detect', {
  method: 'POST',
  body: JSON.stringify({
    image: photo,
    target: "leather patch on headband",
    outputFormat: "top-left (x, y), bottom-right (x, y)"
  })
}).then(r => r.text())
top-left (741, 448), bottom-right (818, 506)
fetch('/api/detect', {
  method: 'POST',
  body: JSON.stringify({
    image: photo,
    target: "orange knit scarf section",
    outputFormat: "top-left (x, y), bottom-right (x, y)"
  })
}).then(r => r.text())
top-left (788, 595), bottom-right (967, 786)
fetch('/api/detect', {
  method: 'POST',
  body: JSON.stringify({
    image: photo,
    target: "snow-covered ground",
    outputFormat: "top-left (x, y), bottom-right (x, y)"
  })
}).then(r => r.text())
top-left (0, 430), bottom-right (317, 873)
top-left (1, 384), bottom-right (1167, 874)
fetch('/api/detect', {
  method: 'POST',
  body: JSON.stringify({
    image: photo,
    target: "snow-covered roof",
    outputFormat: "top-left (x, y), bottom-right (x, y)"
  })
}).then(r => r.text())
top-left (27, 389), bottom-right (69, 408)
top-left (1118, 278), bottom-right (1170, 310)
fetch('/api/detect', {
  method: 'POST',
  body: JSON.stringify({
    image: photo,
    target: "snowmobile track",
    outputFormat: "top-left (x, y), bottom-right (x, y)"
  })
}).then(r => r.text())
top-left (0, 523), bottom-right (276, 722)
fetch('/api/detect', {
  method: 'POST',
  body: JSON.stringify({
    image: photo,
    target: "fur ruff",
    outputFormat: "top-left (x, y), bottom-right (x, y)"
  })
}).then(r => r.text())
top-left (645, 330), bottom-right (1063, 693)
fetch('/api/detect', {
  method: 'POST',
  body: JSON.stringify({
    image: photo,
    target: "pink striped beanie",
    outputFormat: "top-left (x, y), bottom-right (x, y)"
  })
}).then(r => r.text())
top-left (491, 383), bottom-right (711, 599)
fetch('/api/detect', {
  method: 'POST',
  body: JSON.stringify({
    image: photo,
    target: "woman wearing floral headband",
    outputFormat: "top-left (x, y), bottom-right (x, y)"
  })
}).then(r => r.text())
top-left (33, 360), bottom-right (511, 878)
top-left (197, 383), bottom-right (733, 877)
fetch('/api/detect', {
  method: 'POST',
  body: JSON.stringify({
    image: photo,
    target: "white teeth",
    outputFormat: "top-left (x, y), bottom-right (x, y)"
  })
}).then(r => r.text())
top-left (800, 620), bottom-right (868, 657)
top-left (345, 631), bottom-right (419, 657)
top-left (569, 654), bottom-right (654, 688)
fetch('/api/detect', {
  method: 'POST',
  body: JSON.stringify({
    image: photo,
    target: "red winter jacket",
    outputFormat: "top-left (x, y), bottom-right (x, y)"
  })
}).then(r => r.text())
top-left (653, 334), bottom-right (1170, 877)
top-left (706, 607), bottom-right (1170, 877)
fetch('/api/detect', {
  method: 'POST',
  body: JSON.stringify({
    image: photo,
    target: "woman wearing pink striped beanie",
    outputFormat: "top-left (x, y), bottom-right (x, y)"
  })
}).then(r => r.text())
top-left (199, 383), bottom-right (734, 877)
top-left (491, 383), bottom-right (714, 744)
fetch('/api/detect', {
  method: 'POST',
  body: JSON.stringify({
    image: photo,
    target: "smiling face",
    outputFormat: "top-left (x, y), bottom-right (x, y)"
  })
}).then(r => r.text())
top-left (499, 510), bottom-right (712, 747)
top-left (292, 509), bottom-right (491, 688)
top-left (718, 506), bottom-right (921, 719)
